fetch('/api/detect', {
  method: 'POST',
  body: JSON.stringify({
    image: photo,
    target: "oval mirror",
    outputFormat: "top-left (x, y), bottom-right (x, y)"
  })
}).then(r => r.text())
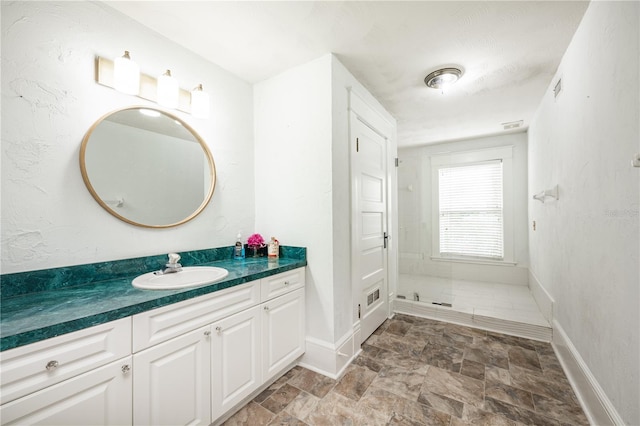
top-left (80, 107), bottom-right (216, 228)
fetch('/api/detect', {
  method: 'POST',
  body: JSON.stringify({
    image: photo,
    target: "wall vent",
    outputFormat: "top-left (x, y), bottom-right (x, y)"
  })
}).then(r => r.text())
top-left (367, 288), bottom-right (380, 306)
top-left (502, 120), bottom-right (523, 130)
top-left (554, 78), bottom-right (562, 98)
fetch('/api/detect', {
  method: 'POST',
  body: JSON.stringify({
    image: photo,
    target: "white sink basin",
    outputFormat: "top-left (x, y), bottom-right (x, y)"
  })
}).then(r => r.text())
top-left (132, 266), bottom-right (229, 290)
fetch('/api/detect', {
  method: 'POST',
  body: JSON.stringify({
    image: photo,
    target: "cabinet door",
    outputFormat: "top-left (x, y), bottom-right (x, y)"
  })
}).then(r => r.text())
top-left (211, 305), bottom-right (261, 421)
top-left (133, 326), bottom-right (211, 426)
top-left (0, 357), bottom-right (132, 425)
top-left (262, 288), bottom-right (305, 381)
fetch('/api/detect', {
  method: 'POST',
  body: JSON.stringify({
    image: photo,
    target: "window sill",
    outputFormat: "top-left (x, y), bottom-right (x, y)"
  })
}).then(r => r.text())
top-left (430, 256), bottom-right (517, 267)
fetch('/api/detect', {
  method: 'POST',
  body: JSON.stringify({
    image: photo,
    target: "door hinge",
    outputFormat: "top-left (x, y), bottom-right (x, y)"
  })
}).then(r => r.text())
top-left (356, 137), bottom-right (360, 152)
top-left (383, 232), bottom-right (388, 249)
top-left (358, 303), bottom-right (361, 319)
top-left (395, 157), bottom-right (399, 167)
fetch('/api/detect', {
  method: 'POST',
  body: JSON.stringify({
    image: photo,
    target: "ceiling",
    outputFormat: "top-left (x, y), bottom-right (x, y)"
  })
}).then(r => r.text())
top-left (106, 1), bottom-right (589, 148)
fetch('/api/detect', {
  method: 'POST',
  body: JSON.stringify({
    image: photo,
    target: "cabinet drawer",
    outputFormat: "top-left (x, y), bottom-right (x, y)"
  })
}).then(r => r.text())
top-left (0, 317), bottom-right (131, 404)
top-left (133, 281), bottom-right (259, 352)
top-left (0, 356), bottom-right (133, 426)
top-left (260, 268), bottom-right (305, 302)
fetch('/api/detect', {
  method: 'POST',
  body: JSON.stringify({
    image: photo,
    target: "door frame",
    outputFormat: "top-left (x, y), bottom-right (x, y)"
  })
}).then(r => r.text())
top-left (348, 88), bottom-right (398, 346)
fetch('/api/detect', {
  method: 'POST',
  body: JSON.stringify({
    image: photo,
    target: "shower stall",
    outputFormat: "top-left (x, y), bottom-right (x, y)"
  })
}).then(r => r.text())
top-left (395, 136), bottom-right (551, 341)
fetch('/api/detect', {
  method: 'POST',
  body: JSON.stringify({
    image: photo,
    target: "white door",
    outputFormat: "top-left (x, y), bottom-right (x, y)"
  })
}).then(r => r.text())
top-left (211, 305), bottom-right (261, 421)
top-left (133, 326), bottom-right (211, 426)
top-left (351, 114), bottom-right (389, 342)
top-left (0, 357), bottom-right (132, 426)
top-left (262, 288), bottom-right (305, 381)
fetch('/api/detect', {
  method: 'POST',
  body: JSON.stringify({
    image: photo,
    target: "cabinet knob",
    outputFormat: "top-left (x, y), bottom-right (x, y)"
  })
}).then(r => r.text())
top-left (121, 364), bottom-right (131, 374)
top-left (45, 360), bottom-right (59, 371)
top-left (284, 281), bottom-right (290, 286)
top-left (204, 330), bottom-right (211, 336)
top-left (264, 306), bottom-right (270, 311)
top-left (215, 326), bottom-right (222, 334)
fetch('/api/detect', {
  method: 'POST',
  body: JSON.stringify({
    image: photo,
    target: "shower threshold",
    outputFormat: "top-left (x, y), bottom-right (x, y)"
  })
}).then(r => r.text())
top-left (395, 275), bottom-right (552, 341)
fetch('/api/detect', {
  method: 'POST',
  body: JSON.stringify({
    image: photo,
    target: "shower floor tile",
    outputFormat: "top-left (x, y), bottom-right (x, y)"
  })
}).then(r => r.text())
top-left (397, 274), bottom-right (549, 329)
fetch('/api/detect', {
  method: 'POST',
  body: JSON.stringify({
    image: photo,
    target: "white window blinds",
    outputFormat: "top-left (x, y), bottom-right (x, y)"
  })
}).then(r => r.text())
top-left (438, 160), bottom-right (504, 259)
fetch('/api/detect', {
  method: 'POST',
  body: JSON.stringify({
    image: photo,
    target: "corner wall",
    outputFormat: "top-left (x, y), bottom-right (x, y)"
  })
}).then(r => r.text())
top-left (528, 2), bottom-right (639, 424)
top-left (1, 2), bottom-right (255, 274)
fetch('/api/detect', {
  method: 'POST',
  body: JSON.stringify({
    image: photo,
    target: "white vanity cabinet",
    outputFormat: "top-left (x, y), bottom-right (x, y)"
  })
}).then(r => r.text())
top-left (0, 357), bottom-right (133, 426)
top-left (210, 305), bottom-right (261, 420)
top-left (262, 288), bottom-right (305, 382)
top-left (132, 266), bottom-right (305, 424)
top-left (133, 325), bottom-right (211, 426)
top-left (0, 317), bottom-right (132, 425)
top-left (260, 268), bottom-right (306, 382)
top-left (0, 267), bottom-right (306, 426)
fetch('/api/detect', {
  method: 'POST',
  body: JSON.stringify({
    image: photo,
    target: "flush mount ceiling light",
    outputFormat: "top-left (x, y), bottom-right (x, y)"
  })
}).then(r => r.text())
top-left (424, 67), bottom-right (464, 92)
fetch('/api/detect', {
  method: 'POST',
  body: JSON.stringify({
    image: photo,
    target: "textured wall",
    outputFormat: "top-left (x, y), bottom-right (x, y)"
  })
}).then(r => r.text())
top-left (528, 2), bottom-right (639, 423)
top-left (1, 2), bottom-right (254, 274)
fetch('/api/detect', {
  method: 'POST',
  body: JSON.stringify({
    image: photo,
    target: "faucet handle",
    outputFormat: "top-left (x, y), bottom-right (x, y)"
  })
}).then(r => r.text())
top-left (167, 253), bottom-right (181, 265)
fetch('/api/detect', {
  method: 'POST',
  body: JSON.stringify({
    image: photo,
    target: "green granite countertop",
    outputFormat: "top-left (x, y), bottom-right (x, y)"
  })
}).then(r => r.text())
top-left (0, 248), bottom-right (306, 352)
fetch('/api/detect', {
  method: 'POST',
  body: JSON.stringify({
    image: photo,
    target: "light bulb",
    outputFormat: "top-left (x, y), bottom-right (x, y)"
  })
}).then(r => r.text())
top-left (190, 84), bottom-right (210, 119)
top-left (113, 50), bottom-right (140, 95)
top-left (157, 69), bottom-right (179, 108)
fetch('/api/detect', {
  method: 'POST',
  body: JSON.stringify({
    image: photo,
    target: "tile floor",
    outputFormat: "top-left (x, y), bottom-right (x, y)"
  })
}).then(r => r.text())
top-left (398, 274), bottom-right (549, 327)
top-left (222, 314), bottom-right (588, 426)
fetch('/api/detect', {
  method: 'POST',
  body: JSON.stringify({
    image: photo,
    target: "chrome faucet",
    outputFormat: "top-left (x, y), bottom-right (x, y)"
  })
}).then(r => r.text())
top-left (154, 253), bottom-right (183, 275)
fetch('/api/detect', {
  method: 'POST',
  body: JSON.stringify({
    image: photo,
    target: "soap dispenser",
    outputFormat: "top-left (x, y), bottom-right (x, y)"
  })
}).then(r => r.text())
top-left (234, 233), bottom-right (245, 259)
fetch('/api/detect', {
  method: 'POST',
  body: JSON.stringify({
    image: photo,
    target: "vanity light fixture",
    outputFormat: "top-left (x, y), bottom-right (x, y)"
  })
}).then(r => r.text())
top-left (113, 50), bottom-right (140, 95)
top-left (190, 84), bottom-right (210, 119)
top-left (96, 55), bottom-right (208, 117)
top-left (157, 70), bottom-right (179, 109)
top-left (424, 67), bottom-right (464, 94)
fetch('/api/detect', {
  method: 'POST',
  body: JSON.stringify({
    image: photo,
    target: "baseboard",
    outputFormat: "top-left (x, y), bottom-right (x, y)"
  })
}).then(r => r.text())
top-left (394, 299), bottom-right (552, 342)
top-left (552, 320), bottom-right (625, 425)
top-left (298, 328), bottom-right (361, 380)
top-left (528, 270), bottom-right (554, 323)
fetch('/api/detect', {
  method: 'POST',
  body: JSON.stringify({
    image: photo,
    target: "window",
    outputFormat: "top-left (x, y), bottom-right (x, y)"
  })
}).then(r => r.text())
top-left (438, 161), bottom-right (503, 259)
top-left (431, 146), bottom-right (514, 264)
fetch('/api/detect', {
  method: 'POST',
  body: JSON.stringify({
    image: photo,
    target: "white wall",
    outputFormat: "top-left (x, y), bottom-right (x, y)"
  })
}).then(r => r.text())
top-left (1, 2), bottom-right (255, 274)
top-left (528, 2), bottom-right (639, 424)
top-left (254, 54), bottom-right (397, 374)
top-left (398, 132), bottom-right (530, 285)
top-left (254, 55), bottom-right (335, 344)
